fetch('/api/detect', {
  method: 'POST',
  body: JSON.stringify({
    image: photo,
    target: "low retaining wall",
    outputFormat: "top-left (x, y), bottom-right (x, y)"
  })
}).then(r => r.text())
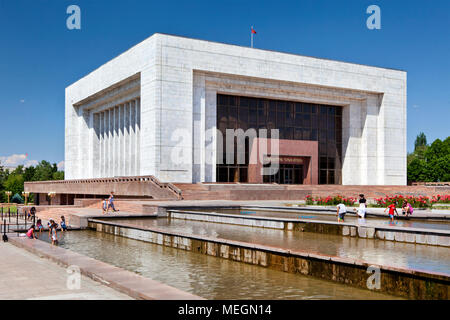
top-left (88, 219), bottom-right (450, 299)
top-left (168, 210), bottom-right (450, 247)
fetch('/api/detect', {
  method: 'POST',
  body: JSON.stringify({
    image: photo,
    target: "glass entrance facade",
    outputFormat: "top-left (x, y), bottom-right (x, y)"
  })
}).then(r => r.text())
top-left (263, 164), bottom-right (304, 184)
top-left (216, 94), bottom-right (343, 184)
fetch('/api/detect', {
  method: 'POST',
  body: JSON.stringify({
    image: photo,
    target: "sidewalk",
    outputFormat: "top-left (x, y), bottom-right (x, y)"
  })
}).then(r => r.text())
top-left (0, 242), bottom-right (133, 300)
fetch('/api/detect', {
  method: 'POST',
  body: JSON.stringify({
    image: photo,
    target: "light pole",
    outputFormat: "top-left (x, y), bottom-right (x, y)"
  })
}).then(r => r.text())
top-left (5, 191), bottom-right (12, 204)
top-left (48, 192), bottom-right (56, 205)
top-left (22, 191), bottom-right (30, 205)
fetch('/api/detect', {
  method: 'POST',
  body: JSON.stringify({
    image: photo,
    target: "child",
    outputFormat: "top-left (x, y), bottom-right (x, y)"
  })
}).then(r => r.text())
top-left (402, 202), bottom-right (414, 217)
top-left (36, 219), bottom-right (44, 234)
top-left (26, 225), bottom-right (37, 240)
top-left (102, 199), bottom-right (108, 214)
top-left (336, 203), bottom-right (347, 222)
top-left (60, 216), bottom-right (68, 232)
top-left (47, 219), bottom-right (54, 236)
top-left (51, 221), bottom-right (58, 245)
top-left (385, 202), bottom-right (398, 222)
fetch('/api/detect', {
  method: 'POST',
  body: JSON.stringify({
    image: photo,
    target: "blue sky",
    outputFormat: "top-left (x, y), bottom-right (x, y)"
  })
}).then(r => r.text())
top-left (0, 0), bottom-right (449, 168)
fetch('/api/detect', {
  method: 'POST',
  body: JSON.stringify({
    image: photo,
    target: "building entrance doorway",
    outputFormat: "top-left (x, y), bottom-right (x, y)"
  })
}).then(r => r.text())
top-left (263, 164), bottom-right (304, 184)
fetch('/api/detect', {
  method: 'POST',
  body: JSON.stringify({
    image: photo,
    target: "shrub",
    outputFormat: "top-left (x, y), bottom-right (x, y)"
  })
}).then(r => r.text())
top-left (305, 195), bottom-right (357, 206)
top-left (431, 195), bottom-right (450, 204)
top-left (373, 195), bottom-right (432, 208)
top-left (11, 193), bottom-right (23, 204)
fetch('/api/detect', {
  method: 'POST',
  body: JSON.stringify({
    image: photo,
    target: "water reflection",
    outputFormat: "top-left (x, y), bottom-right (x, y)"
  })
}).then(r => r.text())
top-left (103, 217), bottom-right (450, 275)
top-left (194, 208), bottom-right (450, 231)
top-left (38, 231), bottom-right (401, 300)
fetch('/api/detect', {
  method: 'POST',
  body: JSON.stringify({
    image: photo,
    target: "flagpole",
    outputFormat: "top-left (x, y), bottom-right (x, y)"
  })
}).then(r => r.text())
top-left (251, 26), bottom-right (253, 48)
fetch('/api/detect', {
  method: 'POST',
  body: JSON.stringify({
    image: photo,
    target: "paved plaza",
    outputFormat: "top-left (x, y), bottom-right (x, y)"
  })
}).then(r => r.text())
top-left (0, 242), bottom-right (132, 300)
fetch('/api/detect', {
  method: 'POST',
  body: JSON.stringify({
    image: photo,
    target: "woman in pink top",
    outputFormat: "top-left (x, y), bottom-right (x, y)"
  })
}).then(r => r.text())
top-left (26, 225), bottom-right (36, 239)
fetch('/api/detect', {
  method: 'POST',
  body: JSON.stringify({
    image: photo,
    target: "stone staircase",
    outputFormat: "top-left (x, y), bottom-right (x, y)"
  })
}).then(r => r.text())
top-left (175, 183), bottom-right (450, 201)
top-left (175, 183), bottom-right (311, 200)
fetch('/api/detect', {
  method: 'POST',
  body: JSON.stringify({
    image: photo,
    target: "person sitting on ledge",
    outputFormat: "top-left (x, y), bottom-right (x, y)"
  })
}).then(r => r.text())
top-left (401, 201), bottom-right (413, 217)
top-left (26, 225), bottom-right (37, 240)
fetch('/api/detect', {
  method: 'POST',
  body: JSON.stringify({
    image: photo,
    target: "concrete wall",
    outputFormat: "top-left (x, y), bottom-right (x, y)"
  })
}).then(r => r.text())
top-left (66, 33), bottom-right (407, 185)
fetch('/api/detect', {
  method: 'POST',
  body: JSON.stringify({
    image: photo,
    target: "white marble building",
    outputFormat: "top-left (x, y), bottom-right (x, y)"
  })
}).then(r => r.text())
top-left (65, 33), bottom-right (407, 185)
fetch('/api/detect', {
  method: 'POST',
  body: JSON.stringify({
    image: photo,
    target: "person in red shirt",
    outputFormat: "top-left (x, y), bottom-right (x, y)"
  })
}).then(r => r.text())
top-left (384, 202), bottom-right (398, 222)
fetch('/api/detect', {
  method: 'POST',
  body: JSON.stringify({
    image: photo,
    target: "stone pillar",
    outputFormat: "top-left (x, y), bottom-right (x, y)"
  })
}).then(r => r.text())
top-left (193, 74), bottom-right (205, 182)
top-left (124, 102), bottom-right (130, 176)
top-left (205, 88), bottom-right (217, 182)
top-left (105, 109), bottom-right (111, 177)
top-left (362, 95), bottom-right (380, 184)
top-left (341, 101), bottom-right (363, 185)
top-left (130, 100), bottom-right (136, 175)
top-left (135, 98), bottom-right (141, 176)
top-left (93, 113), bottom-right (100, 177)
top-left (116, 106), bottom-right (120, 177)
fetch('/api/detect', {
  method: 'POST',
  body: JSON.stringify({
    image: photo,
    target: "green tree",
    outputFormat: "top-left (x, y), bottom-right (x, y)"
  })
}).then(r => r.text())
top-left (33, 160), bottom-right (56, 181)
top-left (414, 132), bottom-right (427, 151)
top-left (52, 171), bottom-right (64, 180)
top-left (4, 173), bottom-right (24, 197)
top-left (0, 162), bottom-right (7, 202)
top-left (23, 166), bottom-right (36, 181)
top-left (408, 133), bottom-right (450, 183)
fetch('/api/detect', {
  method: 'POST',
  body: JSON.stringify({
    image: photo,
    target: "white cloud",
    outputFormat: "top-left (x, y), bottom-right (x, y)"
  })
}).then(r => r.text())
top-left (57, 161), bottom-right (65, 170)
top-left (20, 99), bottom-right (25, 103)
top-left (0, 154), bottom-right (57, 169)
top-left (0, 154), bottom-right (27, 166)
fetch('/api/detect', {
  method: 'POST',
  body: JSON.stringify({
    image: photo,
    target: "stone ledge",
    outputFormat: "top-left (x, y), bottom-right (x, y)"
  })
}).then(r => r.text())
top-left (8, 236), bottom-right (204, 300)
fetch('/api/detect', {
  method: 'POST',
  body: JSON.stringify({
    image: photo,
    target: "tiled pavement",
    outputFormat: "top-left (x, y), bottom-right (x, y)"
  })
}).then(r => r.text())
top-left (0, 242), bottom-right (133, 300)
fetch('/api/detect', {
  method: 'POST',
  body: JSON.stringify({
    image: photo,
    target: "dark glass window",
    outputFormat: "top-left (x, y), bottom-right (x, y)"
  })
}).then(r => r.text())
top-left (217, 94), bottom-right (342, 184)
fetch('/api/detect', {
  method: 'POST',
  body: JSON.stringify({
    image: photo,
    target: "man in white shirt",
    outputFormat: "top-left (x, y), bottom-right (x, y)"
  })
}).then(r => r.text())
top-left (336, 203), bottom-right (347, 222)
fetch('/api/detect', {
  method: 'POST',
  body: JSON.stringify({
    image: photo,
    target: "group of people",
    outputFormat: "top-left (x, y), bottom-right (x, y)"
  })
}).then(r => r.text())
top-left (102, 192), bottom-right (119, 214)
top-left (336, 194), bottom-right (367, 222)
top-left (335, 194), bottom-right (414, 222)
top-left (26, 215), bottom-right (68, 245)
top-left (384, 201), bottom-right (414, 222)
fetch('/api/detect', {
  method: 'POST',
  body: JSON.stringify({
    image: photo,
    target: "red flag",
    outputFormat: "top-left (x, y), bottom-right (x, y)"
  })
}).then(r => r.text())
top-left (251, 27), bottom-right (257, 34)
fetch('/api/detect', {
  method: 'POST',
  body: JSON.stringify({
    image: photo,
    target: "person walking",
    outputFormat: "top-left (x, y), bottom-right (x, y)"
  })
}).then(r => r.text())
top-left (354, 194), bottom-right (367, 218)
top-left (384, 201), bottom-right (398, 222)
top-left (108, 192), bottom-right (119, 213)
top-left (336, 203), bottom-right (347, 222)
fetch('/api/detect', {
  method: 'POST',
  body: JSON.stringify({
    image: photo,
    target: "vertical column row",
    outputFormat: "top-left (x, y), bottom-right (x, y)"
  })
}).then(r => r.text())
top-left (93, 98), bottom-right (141, 178)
